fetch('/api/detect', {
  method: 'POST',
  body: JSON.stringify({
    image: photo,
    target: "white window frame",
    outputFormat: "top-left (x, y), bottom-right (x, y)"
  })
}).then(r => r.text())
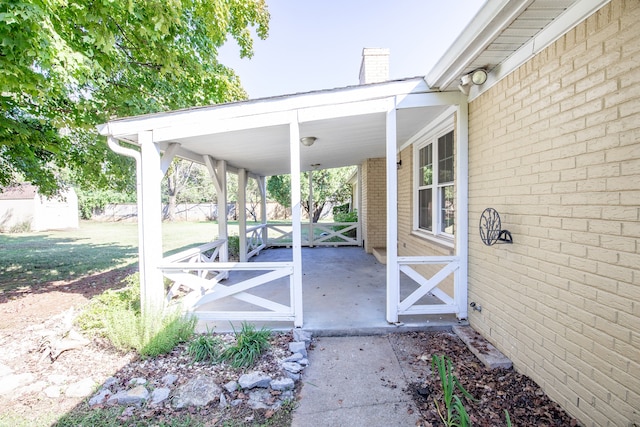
top-left (413, 119), bottom-right (455, 245)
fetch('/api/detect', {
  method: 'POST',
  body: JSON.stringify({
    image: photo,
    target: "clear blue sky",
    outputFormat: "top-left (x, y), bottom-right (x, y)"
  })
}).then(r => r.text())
top-left (219, 0), bottom-right (487, 99)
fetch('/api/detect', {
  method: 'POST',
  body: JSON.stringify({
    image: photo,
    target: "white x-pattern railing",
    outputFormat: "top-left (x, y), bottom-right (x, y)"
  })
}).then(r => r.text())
top-left (263, 222), bottom-right (360, 247)
top-left (397, 256), bottom-right (461, 316)
top-left (160, 239), bottom-right (298, 323)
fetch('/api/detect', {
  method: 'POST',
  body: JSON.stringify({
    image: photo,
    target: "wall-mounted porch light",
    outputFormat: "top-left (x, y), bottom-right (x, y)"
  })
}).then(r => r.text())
top-left (458, 68), bottom-right (488, 95)
top-left (300, 136), bottom-right (317, 147)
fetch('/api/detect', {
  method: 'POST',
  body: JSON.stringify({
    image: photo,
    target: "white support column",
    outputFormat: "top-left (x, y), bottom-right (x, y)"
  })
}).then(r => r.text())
top-left (357, 165), bottom-right (363, 247)
top-left (308, 170), bottom-right (314, 246)
top-left (290, 117), bottom-right (304, 327)
top-left (455, 102), bottom-right (469, 320)
top-left (238, 168), bottom-right (248, 262)
top-left (258, 176), bottom-right (267, 243)
top-left (205, 156), bottom-right (228, 264)
top-left (139, 131), bottom-right (164, 314)
top-left (385, 98), bottom-right (399, 324)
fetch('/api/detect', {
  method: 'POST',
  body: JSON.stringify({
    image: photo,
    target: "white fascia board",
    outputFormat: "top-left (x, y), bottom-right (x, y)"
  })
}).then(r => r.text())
top-left (467, 0), bottom-right (611, 101)
top-left (426, 0), bottom-right (533, 90)
top-left (297, 98), bottom-right (390, 123)
top-left (98, 78), bottom-right (428, 141)
top-left (396, 91), bottom-right (467, 110)
top-left (153, 110), bottom-right (292, 143)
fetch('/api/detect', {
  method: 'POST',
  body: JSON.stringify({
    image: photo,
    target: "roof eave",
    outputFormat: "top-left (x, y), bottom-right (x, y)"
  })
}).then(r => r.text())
top-left (426, 0), bottom-right (533, 90)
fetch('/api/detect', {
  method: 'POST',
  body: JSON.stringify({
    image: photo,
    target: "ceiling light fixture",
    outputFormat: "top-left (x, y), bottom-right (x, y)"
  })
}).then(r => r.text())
top-left (300, 136), bottom-right (317, 147)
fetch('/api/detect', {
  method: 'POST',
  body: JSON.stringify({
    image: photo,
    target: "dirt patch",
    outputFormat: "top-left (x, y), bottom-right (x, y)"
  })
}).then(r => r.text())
top-left (389, 331), bottom-right (578, 427)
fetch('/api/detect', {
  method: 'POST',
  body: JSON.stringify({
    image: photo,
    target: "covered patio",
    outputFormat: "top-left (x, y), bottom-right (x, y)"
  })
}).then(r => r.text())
top-left (194, 246), bottom-right (460, 334)
top-left (99, 76), bottom-right (469, 329)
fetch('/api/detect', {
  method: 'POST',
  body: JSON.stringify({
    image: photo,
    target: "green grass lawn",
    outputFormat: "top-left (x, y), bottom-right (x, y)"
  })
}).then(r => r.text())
top-left (0, 220), bottom-right (221, 293)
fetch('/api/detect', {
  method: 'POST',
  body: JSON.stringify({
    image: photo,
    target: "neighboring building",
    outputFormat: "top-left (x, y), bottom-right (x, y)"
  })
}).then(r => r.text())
top-left (0, 184), bottom-right (79, 232)
top-left (100, 0), bottom-right (639, 425)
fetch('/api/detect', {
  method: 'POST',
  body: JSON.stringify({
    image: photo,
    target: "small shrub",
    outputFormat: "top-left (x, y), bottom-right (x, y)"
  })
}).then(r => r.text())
top-left (76, 273), bottom-right (196, 357)
top-left (220, 322), bottom-right (271, 368)
top-left (227, 235), bottom-right (240, 259)
top-left (8, 221), bottom-right (31, 233)
top-left (76, 273), bottom-right (141, 333)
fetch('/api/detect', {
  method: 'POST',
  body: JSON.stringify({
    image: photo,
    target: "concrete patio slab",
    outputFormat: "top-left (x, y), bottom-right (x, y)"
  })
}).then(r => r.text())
top-left (197, 246), bottom-right (465, 335)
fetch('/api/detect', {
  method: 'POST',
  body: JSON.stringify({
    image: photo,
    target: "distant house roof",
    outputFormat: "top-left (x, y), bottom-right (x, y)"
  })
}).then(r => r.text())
top-left (0, 184), bottom-right (38, 200)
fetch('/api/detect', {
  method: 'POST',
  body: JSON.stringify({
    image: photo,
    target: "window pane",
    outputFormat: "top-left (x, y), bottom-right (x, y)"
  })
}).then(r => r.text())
top-left (419, 145), bottom-right (433, 186)
top-left (440, 185), bottom-right (455, 234)
top-left (419, 188), bottom-right (432, 231)
top-left (438, 131), bottom-right (454, 183)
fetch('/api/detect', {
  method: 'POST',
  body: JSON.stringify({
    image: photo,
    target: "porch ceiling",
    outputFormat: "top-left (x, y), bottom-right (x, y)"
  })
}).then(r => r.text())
top-left (99, 77), bottom-right (452, 176)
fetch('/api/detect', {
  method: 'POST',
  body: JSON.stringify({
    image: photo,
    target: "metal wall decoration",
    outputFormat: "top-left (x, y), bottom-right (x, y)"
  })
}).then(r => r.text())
top-left (479, 208), bottom-right (513, 246)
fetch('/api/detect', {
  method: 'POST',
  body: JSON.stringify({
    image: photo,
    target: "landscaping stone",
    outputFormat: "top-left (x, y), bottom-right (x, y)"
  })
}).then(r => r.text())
top-left (270, 377), bottom-right (295, 391)
top-left (288, 341), bottom-right (307, 357)
top-left (238, 372), bottom-right (271, 389)
top-left (293, 330), bottom-right (312, 349)
top-left (281, 361), bottom-right (303, 374)
top-left (224, 380), bottom-right (238, 393)
top-left (172, 375), bottom-right (221, 409)
top-left (284, 352), bottom-right (304, 362)
top-left (149, 387), bottom-right (170, 405)
top-left (0, 373), bottom-right (35, 395)
top-left (161, 374), bottom-right (178, 387)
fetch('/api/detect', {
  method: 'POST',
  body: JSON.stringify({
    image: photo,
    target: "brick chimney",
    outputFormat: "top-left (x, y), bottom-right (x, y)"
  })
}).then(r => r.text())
top-left (359, 48), bottom-right (390, 84)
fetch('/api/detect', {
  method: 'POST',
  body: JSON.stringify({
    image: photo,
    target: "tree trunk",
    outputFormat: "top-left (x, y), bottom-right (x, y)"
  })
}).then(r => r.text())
top-left (167, 194), bottom-right (177, 221)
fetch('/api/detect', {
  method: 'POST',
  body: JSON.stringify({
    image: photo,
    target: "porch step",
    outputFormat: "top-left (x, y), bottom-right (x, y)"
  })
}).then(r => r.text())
top-left (453, 325), bottom-right (513, 370)
top-left (372, 247), bottom-right (387, 264)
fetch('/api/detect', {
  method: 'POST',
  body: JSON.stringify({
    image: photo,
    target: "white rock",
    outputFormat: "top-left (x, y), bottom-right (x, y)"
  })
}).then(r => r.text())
top-left (44, 385), bottom-right (62, 399)
top-left (0, 373), bottom-right (35, 395)
top-left (65, 378), bottom-right (96, 398)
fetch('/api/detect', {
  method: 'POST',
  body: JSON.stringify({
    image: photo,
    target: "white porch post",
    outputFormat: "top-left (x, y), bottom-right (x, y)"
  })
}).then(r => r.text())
top-left (308, 170), bottom-right (313, 246)
top-left (258, 176), bottom-right (267, 245)
top-left (139, 131), bottom-right (164, 314)
top-left (357, 165), bottom-right (363, 247)
top-left (205, 156), bottom-right (228, 264)
top-left (238, 168), bottom-right (248, 262)
top-left (290, 117), bottom-right (304, 327)
top-left (385, 98), bottom-right (399, 323)
top-left (455, 102), bottom-right (469, 319)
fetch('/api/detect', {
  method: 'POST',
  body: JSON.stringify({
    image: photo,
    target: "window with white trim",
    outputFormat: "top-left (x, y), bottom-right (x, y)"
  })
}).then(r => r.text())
top-left (415, 128), bottom-right (455, 239)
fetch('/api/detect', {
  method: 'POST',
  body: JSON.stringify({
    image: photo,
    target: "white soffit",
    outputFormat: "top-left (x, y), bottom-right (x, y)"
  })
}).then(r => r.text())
top-left (426, 0), bottom-right (611, 97)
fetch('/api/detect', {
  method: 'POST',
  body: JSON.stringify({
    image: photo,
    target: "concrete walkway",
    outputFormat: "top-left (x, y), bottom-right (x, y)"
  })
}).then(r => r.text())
top-left (291, 335), bottom-right (422, 427)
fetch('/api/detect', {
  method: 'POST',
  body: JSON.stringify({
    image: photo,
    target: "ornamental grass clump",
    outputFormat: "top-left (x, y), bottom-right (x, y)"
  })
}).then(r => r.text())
top-left (221, 322), bottom-right (271, 368)
top-left (187, 330), bottom-right (226, 363)
top-left (186, 322), bottom-right (271, 368)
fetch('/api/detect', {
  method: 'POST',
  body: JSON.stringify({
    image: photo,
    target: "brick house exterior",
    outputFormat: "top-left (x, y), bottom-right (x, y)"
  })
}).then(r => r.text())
top-left (389, 0), bottom-right (640, 424)
top-left (101, 1), bottom-right (638, 424)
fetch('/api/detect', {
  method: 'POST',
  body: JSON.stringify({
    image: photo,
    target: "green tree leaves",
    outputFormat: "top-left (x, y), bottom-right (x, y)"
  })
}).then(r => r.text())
top-left (267, 167), bottom-right (355, 222)
top-left (1, 0), bottom-right (270, 195)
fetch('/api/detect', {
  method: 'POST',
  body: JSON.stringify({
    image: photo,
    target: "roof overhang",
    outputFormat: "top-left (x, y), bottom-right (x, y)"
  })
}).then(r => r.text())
top-left (426, 0), bottom-right (611, 100)
top-left (99, 78), bottom-right (465, 176)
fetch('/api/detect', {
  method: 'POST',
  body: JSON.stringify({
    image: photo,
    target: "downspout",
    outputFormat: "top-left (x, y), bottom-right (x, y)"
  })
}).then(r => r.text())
top-left (106, 137), bottom-right (147, 297)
